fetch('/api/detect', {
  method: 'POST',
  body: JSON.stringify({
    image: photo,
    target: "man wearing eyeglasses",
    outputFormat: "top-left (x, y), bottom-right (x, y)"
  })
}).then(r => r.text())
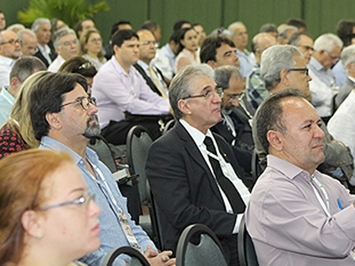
top-left (255, 44), bottom-right (353, 188)
top-left (146, 64), bottom-right (250, 266)
top-left (288, 32), bottom-right (314, 64)
top-left (308, 33), bottom-right (343, 123)
top-left (31, 72), bottom-right (176, 266)
top-left (48, 28), bottom-right (78, 72)
top-left (0, 30), bottom-right (22, 88)
top-left (211, 65), bottom-right (254, 182)
top-left (134, 29), bottom-right (169, 97)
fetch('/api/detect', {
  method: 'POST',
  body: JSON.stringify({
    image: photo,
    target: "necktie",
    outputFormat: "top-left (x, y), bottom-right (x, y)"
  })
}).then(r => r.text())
top-left (204, 136), bottom-right (245, 213)
top-left (148, 66), bottom-right (167, 98)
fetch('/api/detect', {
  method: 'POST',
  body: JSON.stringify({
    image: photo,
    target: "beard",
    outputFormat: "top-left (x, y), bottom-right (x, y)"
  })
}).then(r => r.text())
top-left (83, 114), bottom-right (101, 138)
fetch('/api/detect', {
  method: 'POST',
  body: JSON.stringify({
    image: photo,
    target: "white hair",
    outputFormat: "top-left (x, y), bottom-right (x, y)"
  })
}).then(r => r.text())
top-left (314, 33), bottom-right (343, 53)
top-left (228, 21), bottom-right (245, 36)
top-left (341, 44), bottom-right (355, 74)
top-left (31, 18), bottom-right (50, 32)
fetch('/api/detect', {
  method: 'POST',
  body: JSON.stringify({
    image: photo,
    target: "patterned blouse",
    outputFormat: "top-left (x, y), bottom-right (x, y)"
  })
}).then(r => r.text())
top-left (0, 123), bottom-right (30, 159)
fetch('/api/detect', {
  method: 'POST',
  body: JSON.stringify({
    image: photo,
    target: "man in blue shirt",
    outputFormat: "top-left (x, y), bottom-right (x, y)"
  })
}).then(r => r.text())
top-left (29, 72), bottom-right (175, 266)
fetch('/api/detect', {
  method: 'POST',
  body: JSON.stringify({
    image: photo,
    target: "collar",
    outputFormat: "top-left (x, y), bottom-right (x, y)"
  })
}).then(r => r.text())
top-left (266, 154), bottom-right (313, 180)
top-left (0, 86), bottom-right (15, 104)
top-left (137, 59), bottom-right (150, 71)
top-left (180, 118), bottom-right (214, 146)
top-left (37, 44), bottom-right (51, 54)
top-left (0, 55), bottom-right (15, 66)
top-left (111, 56), bottom-right (135, 76)
top-left (309, 56), bottom-right (326, 72)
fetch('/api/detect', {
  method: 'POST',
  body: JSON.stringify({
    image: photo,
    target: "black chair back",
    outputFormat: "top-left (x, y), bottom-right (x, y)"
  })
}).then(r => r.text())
top-left (238, 214), bottom-right (259, 266)
top-left (100, 246), bottom-right (150, 266)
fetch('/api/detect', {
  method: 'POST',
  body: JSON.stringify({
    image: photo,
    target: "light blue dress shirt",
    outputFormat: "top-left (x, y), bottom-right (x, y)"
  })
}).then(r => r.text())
top-left (0, 87), bottom-right (14, 126)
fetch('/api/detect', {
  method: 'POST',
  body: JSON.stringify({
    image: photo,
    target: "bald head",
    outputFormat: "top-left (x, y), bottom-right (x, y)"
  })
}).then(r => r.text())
top-left (252, 33), bottom-right (277, 63)
top-left (137, 29), bottom-right (156, 64)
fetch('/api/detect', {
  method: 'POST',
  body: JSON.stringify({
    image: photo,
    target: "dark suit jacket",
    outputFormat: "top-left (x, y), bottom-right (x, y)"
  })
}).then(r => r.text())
top-left (34, 45), bottom-right (57, 68)
top-left (133, 63), bottom-right (167, 97)
top-left (335, 78), bottom-right (355, 110)
top-left (146, 121), bottom-right (246, 261)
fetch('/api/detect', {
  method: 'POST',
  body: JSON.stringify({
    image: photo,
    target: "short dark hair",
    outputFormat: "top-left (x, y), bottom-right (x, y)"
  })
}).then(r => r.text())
top-left (111, 29), bottom-right (139, 48)
top-left (254, 88), bottom-right (305, 153)
top-left (288, 31), bottom-right (313, 46)
top-left (336, 19), bottom-right (355, 47)
top-left (58, 56), bottom-right (97, 78)
top-left (141, 20), bottom-right (159, 31)
top-left (110, 20), bottom-right (132, 38)
top-left (75, 18), bottom-right (94, 33)
top-left (10, 56), bottom-right (46, 83)
top-left (30, 72), bottom-right (88, 140)
top-left (200, 35), bottom-right (235, 63)
top-left (169, 30), bottom-right (181, 43)
top-left (173, 20), bottom-right (191, 31)
top-left (287, 18), bottom-right (306, 29)
top-left (259, 23), bottom-right (277, 34)
top-left (176, 27), bottom-right (196, 55)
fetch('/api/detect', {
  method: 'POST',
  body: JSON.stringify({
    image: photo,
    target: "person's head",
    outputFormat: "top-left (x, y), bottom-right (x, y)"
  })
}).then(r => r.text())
top-left (169, 64), bottom-right (222, 133)
top-left (200, 35), bottom-right (239, 69)
top-left (111, 29), bottom-right (139, 69)
top-left (32, 18), bottom-right (51, 46)
top-left (176, 27), bottom-right (198, 54)
top-left (340, 44), bottom-right (355, 78)
top-left (228, 22), bottom-right (248, 51)
top-left (336, 19), bottom-right (355, 47)
top-left (50, 18), bottom-right (68, 37)
top-left (30, 72), bottom-right (99, 144)
top-left (0, 30), bottom-right (22, 59)
top-left (261, 44), bottom-right (312, 100)
top-left (137, 29), bottom-right (156, 64)
top-left (76, 18), bottom-right (96, 37)
top-left (278, 25), bottom-right (298, 44)
top-left (9, 71), bottom-right (48, 148)
top-left (173, 20), bottom-right (191, 31)
top-left (8, 56), bottom-right (46, 98)
top-left (59, 56), bottom-right (97, 94)
top-left (192, 23), bottom-right (206, 46)
top-left (214, 65), bottom-right (244, 108)
top-left (259, 23), bottom-right (278, 39)
top-left (52, 28), bottom-right (78, 60)
top-left (255, 88), bottom-right (324, 174)
top-left (141, 20), bottom-right (161, 44)
top-left (7, 23), bottom-right (25, 33)
top-left (287, 18), bottom-right (307, 32)
top-left (0, 149), bottom-right (101, 265)
top-left (288, 32), bottom-right (314, 64)
top-left (0, 11), bottom-right (6, 31)
top-left (251, 32), bottom-right (277, 63)
top-left (109, 20), bottom-right (132, 40)
top-left (79, 29), bottom-right (104, 60)
top-left (313, 33), bottom-right (343, 69)
top-left (168, 30), bottom-right (181, 55)
top-left (18, 29), bottom-right (38, 56)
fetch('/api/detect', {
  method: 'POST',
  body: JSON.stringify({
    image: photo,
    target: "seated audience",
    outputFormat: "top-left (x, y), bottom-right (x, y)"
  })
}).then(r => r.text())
top-left (92, 29), bottom-right (170, 145)
top-left (174, 27), bottom-right (200, 73)
top-left (192, 22), bottom-right (206, 47)
top-left (259, 23), bottom-right (278, 39)
top-left (7, 23), bottom-right (25, 33)
top-left (247, 89), bottom-right (355, 265)
top-left (141, 20), bottom-right (161, 45)
top-left (0, 71), bottom-right (47, 158)
top-left (146, 64), bottom-right (250, 265)
top-left (18, 29), bottom-right (38, 56)
top-left (79, 29), bottom-right (107, 70)
top-left (104, 20), bottom-right (132, 60)
top-left (76, 18), bottom-right (96, 37)
top-left (287, 17), bottom-right (307, 32)
top-left (0, 149), bottom-right (101, 266)
top-left (288, 32), bottom-right (314, 64)
top-left (173, 20), bottom-right (191, 31)
top-left (278, 25), bottom-right (298, 44)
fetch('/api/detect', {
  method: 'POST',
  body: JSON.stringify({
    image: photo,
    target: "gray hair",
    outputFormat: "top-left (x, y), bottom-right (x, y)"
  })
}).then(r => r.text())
top-left (210, 27), bottom-right (233, 38)
top-left (278, 25), bottom-right (298, 39)
top-left (10, 56), bottom-right (46, 83)
top-left (7, 24), bottom-right (25, 32)
top-left (31, 18), bottom-right (50, 32)
top-left (341, 44), bottom-right (355, 75)
top-left (169, 64), bottom-right (214, 119)
top-left (254, 88), bottom-right (305, 153)
top-left (260, 45), bottom-right (302, 91)
top-left (228, 22), bottom-right (245, 36)
top-left (314, 33), bottom-right (343, 53)
top-left (52, 28), bottom-right (76, 48)
top-left (214, 65), bottom-right (243, 90)
top-left (18, 29), bottom-right (37, 44)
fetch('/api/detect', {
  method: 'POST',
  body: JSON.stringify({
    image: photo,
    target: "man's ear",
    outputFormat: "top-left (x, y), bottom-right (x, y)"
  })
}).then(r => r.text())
top-left (113, 44), bottom-right (120, 55)
top-left (21, 210), bottom-right (45, 239)
top-left (207, 60), bottom-right (217, 69)
top-left (267, 129), bottom-right (283, 151)
top-left (279, 69), bottom-right (289, 86)
top-left (45, 112), bottom-right (62, 130)
top-left (177, 99), bottom-right (192, 116)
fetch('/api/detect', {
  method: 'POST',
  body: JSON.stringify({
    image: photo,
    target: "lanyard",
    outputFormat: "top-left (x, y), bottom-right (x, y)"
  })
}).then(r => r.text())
top-left (310, 174), bottom-right (331, 217)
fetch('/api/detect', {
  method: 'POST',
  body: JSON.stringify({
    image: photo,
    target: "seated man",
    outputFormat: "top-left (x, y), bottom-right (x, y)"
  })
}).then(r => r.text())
top-left (247, 89), bottom-right (355, 265)
top-left (29, 72), bottom-right (175, 266)
top-left (212, 65), bottom-right (254, 180)
top-left (146, 64), bottom-right (250, 266)
top-left (92, 29), bottom-right (170, 145)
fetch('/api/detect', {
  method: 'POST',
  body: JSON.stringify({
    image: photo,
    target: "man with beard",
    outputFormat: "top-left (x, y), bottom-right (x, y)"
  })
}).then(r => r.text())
top-left (30, 72), bottom-right (175, 266)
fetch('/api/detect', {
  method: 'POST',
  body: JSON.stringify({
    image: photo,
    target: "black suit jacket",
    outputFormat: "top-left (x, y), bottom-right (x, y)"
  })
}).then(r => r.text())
top-left (34, 45), bottom-right (57, 68)
top-left (133, 63), bottom-right (167, 97)
top-left (335, 77), bottom-right (355, 110)
top-left (146, 121), bottom-right (247, 261)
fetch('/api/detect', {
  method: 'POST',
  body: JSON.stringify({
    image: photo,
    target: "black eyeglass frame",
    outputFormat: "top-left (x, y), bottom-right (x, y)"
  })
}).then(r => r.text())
top-left (287, 68), bottom-right (309, 76)
top-left (181, 87), bottom-right (224, 100)
top-left (61, 96), bottom-right (96, 110)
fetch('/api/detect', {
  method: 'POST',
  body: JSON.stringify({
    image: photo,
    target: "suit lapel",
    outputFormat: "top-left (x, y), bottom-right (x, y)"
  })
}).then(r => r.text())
top-left (133, 63), bottom-right (162, 96)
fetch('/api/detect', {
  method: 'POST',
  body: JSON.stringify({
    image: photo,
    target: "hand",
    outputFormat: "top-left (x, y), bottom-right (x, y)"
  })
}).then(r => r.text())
top-left (144, 245), bottom-right (176, 266)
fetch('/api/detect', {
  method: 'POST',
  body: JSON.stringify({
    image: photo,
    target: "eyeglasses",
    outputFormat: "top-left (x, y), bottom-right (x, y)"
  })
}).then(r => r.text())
top-left (287, 68), bottom-right (309, 76)
top-left (62, 39), bottom-right (78, 47)
top-left (298, 45), bottom-right (314, 51)
top-left (40, 193), bottom-right (96, 210)
top-left (226, 91), bottom-right (244, 102)
top-left (324, 51), bottom-right (339, 63)
top-left (182, 87), bottom-right (224, 100)
top-left (1, 39), bottom-right (19, 45)
top-left (141, 40), bottom-right (156, 46)
top-left (61, 96), bottom-right (96, 110)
